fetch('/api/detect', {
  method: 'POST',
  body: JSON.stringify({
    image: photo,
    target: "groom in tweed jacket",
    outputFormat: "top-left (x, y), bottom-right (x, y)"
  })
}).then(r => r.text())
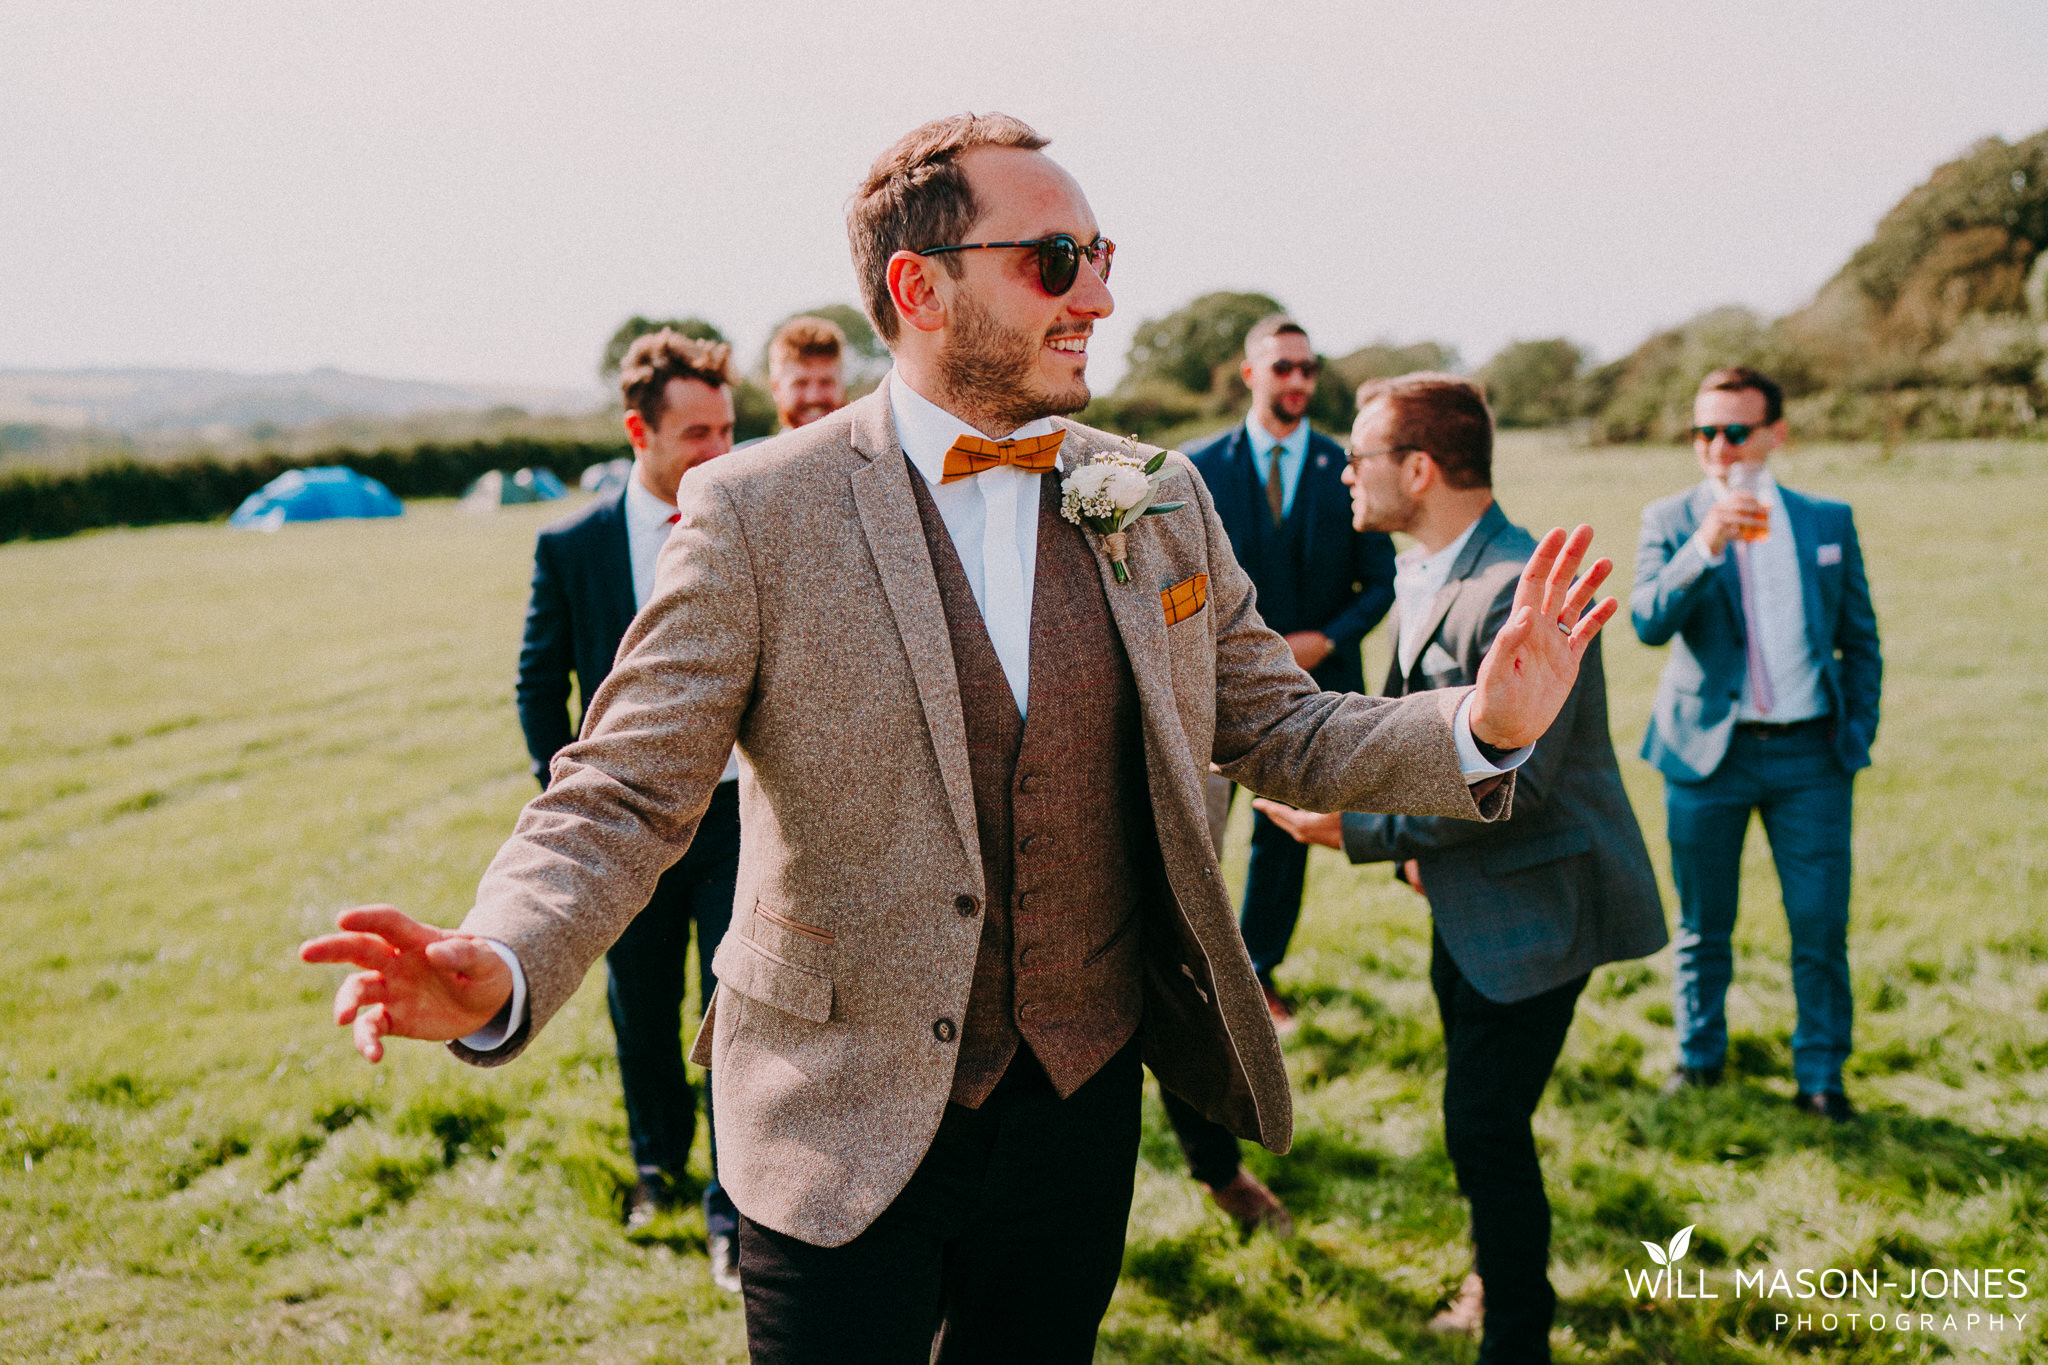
top-left (302, 113), bottom-right (1619, 1365)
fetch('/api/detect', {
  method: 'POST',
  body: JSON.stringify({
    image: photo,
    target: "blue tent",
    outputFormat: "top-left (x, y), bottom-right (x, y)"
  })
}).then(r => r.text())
top-left (230, 467), bottom-right (402, 529)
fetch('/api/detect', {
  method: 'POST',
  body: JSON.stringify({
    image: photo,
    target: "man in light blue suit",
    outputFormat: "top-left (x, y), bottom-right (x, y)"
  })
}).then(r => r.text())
top-left (1633, 366), bottom-right (1882, 1121)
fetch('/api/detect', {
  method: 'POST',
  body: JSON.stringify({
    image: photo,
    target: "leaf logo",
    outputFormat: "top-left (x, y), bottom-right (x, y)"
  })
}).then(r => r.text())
top-left (1641, 1225), bottom-right (1694, 1267)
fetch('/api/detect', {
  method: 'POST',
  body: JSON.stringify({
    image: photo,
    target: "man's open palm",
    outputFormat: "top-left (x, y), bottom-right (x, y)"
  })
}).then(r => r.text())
top-left (1468, 524), bottom-right (1617, 750)
top-left (298, 905), bottom-right (513, 1062)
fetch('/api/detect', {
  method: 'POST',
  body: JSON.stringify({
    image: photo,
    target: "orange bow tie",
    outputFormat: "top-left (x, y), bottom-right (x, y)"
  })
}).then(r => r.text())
top-left (939, 430), bottom-right (1065, 484)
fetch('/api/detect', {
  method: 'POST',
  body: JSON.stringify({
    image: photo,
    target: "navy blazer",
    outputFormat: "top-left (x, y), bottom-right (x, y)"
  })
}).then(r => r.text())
top-left (516, 489), bottom-right (638, 786)
top-left (1632, 481), bottom-right (1882, 784)
top-left (1185, 421), bottom-right (1395, 694)
top-left (1338, 504), bottom-right (1667, 1002)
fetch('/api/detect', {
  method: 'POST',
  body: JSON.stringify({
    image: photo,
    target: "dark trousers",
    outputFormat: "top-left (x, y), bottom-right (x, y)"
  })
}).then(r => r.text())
top-left (738, 1038), bottom-right (1143, 1365)
top-left (1665, 721), bottom-right (1855, 1094)
top-left (1431, 929), bottom-right (1586, 1365)
top-left (1159, 1082), bottom-right (1241, 1188)
top-left (606, 779), bottom-right (740, 1236)
top-left (1215, 781), bottom-right (1310, 986)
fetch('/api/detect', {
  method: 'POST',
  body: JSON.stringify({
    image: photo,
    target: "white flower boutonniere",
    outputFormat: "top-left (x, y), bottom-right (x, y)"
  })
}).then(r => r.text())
top-left (1058, 437), bottom-right (1185, 583)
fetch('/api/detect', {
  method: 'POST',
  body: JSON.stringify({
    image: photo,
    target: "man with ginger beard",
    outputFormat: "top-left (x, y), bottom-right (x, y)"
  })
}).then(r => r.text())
top-left (302, 113), bottom-right (1620, 1364)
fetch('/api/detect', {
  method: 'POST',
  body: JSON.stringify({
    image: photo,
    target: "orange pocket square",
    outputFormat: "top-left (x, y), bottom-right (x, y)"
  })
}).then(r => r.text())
top-left (1161, 574), bottom-right (1208, 626)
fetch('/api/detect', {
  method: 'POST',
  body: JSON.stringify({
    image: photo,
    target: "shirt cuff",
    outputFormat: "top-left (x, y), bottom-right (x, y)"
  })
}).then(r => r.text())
top-left (1454, 692), bottom-right (1533, 782)
top-left (1685, 527), bottom-right (1725, 567)
top-left (457, 939), bottom-right (528, 1052)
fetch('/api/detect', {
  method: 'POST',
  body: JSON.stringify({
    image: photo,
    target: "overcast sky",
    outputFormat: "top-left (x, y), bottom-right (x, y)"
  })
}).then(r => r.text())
top-left (3, 2), bottom-right (2044, 398)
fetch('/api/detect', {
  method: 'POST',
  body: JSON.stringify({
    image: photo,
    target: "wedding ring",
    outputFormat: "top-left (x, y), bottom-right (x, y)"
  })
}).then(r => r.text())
top-left (1556, 619), bottom-right (1572, 636)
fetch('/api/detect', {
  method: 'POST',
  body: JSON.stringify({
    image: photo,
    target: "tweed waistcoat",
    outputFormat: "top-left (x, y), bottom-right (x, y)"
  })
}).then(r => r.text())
top-left (907, 462), bottom-right (1147, 1106)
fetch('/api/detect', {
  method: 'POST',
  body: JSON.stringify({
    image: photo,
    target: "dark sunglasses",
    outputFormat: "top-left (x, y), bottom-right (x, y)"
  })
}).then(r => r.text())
top-left (1269, 359), bottom-right (1321, 379)
top-left (916, 233), bottom-right (1115, 296)
top-left (1692, 423), bottom-right (1758, 445)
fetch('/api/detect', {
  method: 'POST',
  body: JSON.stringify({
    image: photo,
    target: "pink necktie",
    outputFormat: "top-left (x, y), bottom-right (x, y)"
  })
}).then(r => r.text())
top-left (1733, 543), bottom-right (1775, 715)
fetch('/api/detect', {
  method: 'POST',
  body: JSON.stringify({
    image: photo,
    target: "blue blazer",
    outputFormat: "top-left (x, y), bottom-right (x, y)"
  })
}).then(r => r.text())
top-left (1185, 422), bottom-right (1395, 695)
top-left (1632, 481), bottom-right (1882, 784)
top-left (516, 489), bottom-right (637, 786)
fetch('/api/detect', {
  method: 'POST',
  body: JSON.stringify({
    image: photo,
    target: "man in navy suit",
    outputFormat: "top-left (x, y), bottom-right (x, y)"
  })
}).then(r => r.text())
top-left (1186, 315), bottom-right (1397, 1025)
top-left (1633, 366), bottom-right (1882, 1121)
top-left (517, 330), bottom-right (745, 1285)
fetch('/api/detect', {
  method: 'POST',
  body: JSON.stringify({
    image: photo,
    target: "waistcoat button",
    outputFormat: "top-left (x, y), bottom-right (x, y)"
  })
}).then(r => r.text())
top-left (954, 894), bottom-right (978, 916)
top-left (933, 1018), bottom-right (956, 1043)
top-left (1018, 774), bottom-right (1036, 794)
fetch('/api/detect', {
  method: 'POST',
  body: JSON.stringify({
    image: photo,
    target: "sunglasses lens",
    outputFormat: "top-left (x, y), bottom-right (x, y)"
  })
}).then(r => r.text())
top-left (1037, 235), bottom-right (1081, 295)
top-left (1088, 238), bottom-right (1114, 284)
top-left (1725, 425), bottom-right (1752, 445)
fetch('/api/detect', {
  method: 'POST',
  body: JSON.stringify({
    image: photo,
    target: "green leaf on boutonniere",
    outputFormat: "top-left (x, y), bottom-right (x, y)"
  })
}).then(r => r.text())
top-left (1142, 450), bottom-right (1167, 475)
top-left (1141, 502), bottom-right (1184, 517)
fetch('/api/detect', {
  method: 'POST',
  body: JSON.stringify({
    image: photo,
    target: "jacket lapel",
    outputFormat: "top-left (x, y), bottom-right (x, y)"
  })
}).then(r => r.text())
top-left (845, 389), bottom-right (984, 888)
top-left (1778, 486), bottom-right (1829, 657)
top-left (1406, 502), bottom-right (1507, 670)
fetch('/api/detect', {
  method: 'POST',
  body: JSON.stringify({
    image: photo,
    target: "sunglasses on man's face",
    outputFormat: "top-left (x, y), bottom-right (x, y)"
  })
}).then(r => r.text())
top-left (1692, 423), bottom-right (1759, 446)
top-left (916, 233), bottom-right (1115, 296)
top-left (1269, 359), bottom-right (1320, 379)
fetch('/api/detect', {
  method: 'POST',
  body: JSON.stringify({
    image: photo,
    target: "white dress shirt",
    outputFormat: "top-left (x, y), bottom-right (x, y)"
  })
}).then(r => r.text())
top-left (1243, 415), bottom-right (1310, 519)
top-left (1393, 518), bottom-right (1482, 678)
top-left (1685, 470), bottom-right (1827, 722)
top-left (888, 369), bottom-right (1057, 717)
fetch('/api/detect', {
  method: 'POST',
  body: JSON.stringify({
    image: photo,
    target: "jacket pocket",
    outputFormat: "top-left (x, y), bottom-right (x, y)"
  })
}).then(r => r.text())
top-left (1478, 824), bottom-right (1593, 877)
top-left (712, 934), bottom-right (834, 1024)
top-left (754, 903), bottom-right (834, 943)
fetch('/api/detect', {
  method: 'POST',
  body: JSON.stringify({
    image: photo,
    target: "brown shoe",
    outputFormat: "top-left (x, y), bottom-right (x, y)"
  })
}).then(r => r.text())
top-left (1260, 981), bottom-right (1297, 1034)
top-left (1203, 1167), bottom-right (1295, 1238)
top-left (1428, 1273), bottom-right (1484, 1337)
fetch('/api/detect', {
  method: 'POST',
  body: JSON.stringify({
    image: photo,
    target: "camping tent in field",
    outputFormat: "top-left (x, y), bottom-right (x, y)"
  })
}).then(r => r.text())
top-left (228, 467), bottom-right (403, 531)
top-left (580, 457), bottom-right (632, 494)
top-left (460, 467), bottom-right (569, 513)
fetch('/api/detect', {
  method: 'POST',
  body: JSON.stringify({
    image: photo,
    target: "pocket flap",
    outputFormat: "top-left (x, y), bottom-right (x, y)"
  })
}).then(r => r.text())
top-left (1478, 824), bottom-right (1593, 877)
top-left (713, 934), bottom-right (834, 1024)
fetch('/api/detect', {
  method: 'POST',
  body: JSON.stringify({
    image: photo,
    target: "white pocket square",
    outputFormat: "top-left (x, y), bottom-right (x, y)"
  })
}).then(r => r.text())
top-left (1421, 642), bottom-right (1461, 675)
top-left (1817, 543), bottom-right (1843, 566)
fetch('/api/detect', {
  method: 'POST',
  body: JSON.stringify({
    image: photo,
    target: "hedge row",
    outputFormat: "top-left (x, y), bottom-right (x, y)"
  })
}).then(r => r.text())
top-left (0, 437), bottom-right (632, 542)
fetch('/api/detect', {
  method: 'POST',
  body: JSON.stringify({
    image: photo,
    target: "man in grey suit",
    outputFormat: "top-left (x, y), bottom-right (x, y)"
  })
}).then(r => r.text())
top-left (1259, 374), bottom-right (1665, 1365)
top-left (300, 117), bottom-right (1620, 1364)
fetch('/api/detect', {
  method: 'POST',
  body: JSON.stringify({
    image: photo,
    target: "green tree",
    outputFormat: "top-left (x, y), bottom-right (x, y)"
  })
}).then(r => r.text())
top-left (1478, 338), bottom-right (1586, 428)
top-left (1122, 291), bottom-right (1286, 393)
top-left (1329, 340), bottom-right (1462, 394)
top-left (598, 316), bottom-right (728, 382)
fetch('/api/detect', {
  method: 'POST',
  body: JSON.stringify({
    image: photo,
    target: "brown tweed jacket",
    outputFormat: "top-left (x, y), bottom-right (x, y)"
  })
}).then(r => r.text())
top-left (453, 386), bottom-right (1511, 1247)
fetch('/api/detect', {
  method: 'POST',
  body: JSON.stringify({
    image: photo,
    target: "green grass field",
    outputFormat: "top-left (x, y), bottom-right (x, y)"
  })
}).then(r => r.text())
top-left (2, 435), bottom-right (2044, 1363)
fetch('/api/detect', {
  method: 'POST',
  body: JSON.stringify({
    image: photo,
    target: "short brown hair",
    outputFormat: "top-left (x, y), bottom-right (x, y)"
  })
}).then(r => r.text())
top-left (768, 315), bottom-right (846, 374)
top-left (1697, 365), bottom-right (1783, 424)
top-left (1355, 372), bottom-right (1493, 489)
top-left (846, 113), bottom-right (1050, 344)
top-left (1244, 313), bottom-right (1307, 353)
top-left (618, 330), bottom-right (732, 425)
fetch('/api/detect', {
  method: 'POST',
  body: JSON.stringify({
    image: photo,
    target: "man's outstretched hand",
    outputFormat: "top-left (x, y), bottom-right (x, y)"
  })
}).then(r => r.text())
top-left (1467, 524), bottom-right (1617, 750)
top-left (298, 905), bottom-right (513, 1062)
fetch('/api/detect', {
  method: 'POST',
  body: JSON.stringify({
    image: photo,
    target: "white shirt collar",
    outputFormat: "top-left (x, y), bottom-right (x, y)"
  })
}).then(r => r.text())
top-left (623, 462), bottom-right (676, 526)
top-left (1396, 512), bottom-right (1483, 578)
top-left (888, 369), bottom-right (1061, 485)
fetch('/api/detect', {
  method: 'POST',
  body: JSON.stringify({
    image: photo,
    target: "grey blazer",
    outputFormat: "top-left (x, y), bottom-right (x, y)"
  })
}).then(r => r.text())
top-left (1341, 503), bottom-right (1667, 1003)
top-left (452, 388), bottom-right (1514, 1246)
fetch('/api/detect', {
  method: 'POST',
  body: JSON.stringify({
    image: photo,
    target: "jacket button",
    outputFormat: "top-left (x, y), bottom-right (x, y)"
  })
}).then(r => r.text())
top-left (954, 894), bottom-right (978, 916)
top-left (932, 1018), bottom-right (957, 1043)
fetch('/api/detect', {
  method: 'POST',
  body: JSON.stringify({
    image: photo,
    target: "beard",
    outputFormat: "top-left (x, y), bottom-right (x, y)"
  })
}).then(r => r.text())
top-left (1265, 391), bottom-right (1309, 428)
top-left (1350, 481), bottom-right (1419, 535)
top-left (936, 290), bottom-right (1090, 432)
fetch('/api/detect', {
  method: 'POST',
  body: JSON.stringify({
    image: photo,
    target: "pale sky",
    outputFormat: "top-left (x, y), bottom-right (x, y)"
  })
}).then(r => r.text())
top-left (3, 1), bottom-right (2044, 398)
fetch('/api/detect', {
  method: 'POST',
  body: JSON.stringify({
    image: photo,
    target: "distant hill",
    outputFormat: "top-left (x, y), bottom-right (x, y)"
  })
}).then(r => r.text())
top-left (1587, 128), bottom-right (2048, 442)
top-left (0, 366), bottom-right (600, 437)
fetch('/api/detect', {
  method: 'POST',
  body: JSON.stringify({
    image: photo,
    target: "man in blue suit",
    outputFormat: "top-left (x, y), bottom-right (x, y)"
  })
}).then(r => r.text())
top-left (1633, 366), bottom-right (1882, 1121)
top-left (1185, 315), bottom-right (1397, 1025)
top-left (517, 330), bottom-right (745, 1285)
